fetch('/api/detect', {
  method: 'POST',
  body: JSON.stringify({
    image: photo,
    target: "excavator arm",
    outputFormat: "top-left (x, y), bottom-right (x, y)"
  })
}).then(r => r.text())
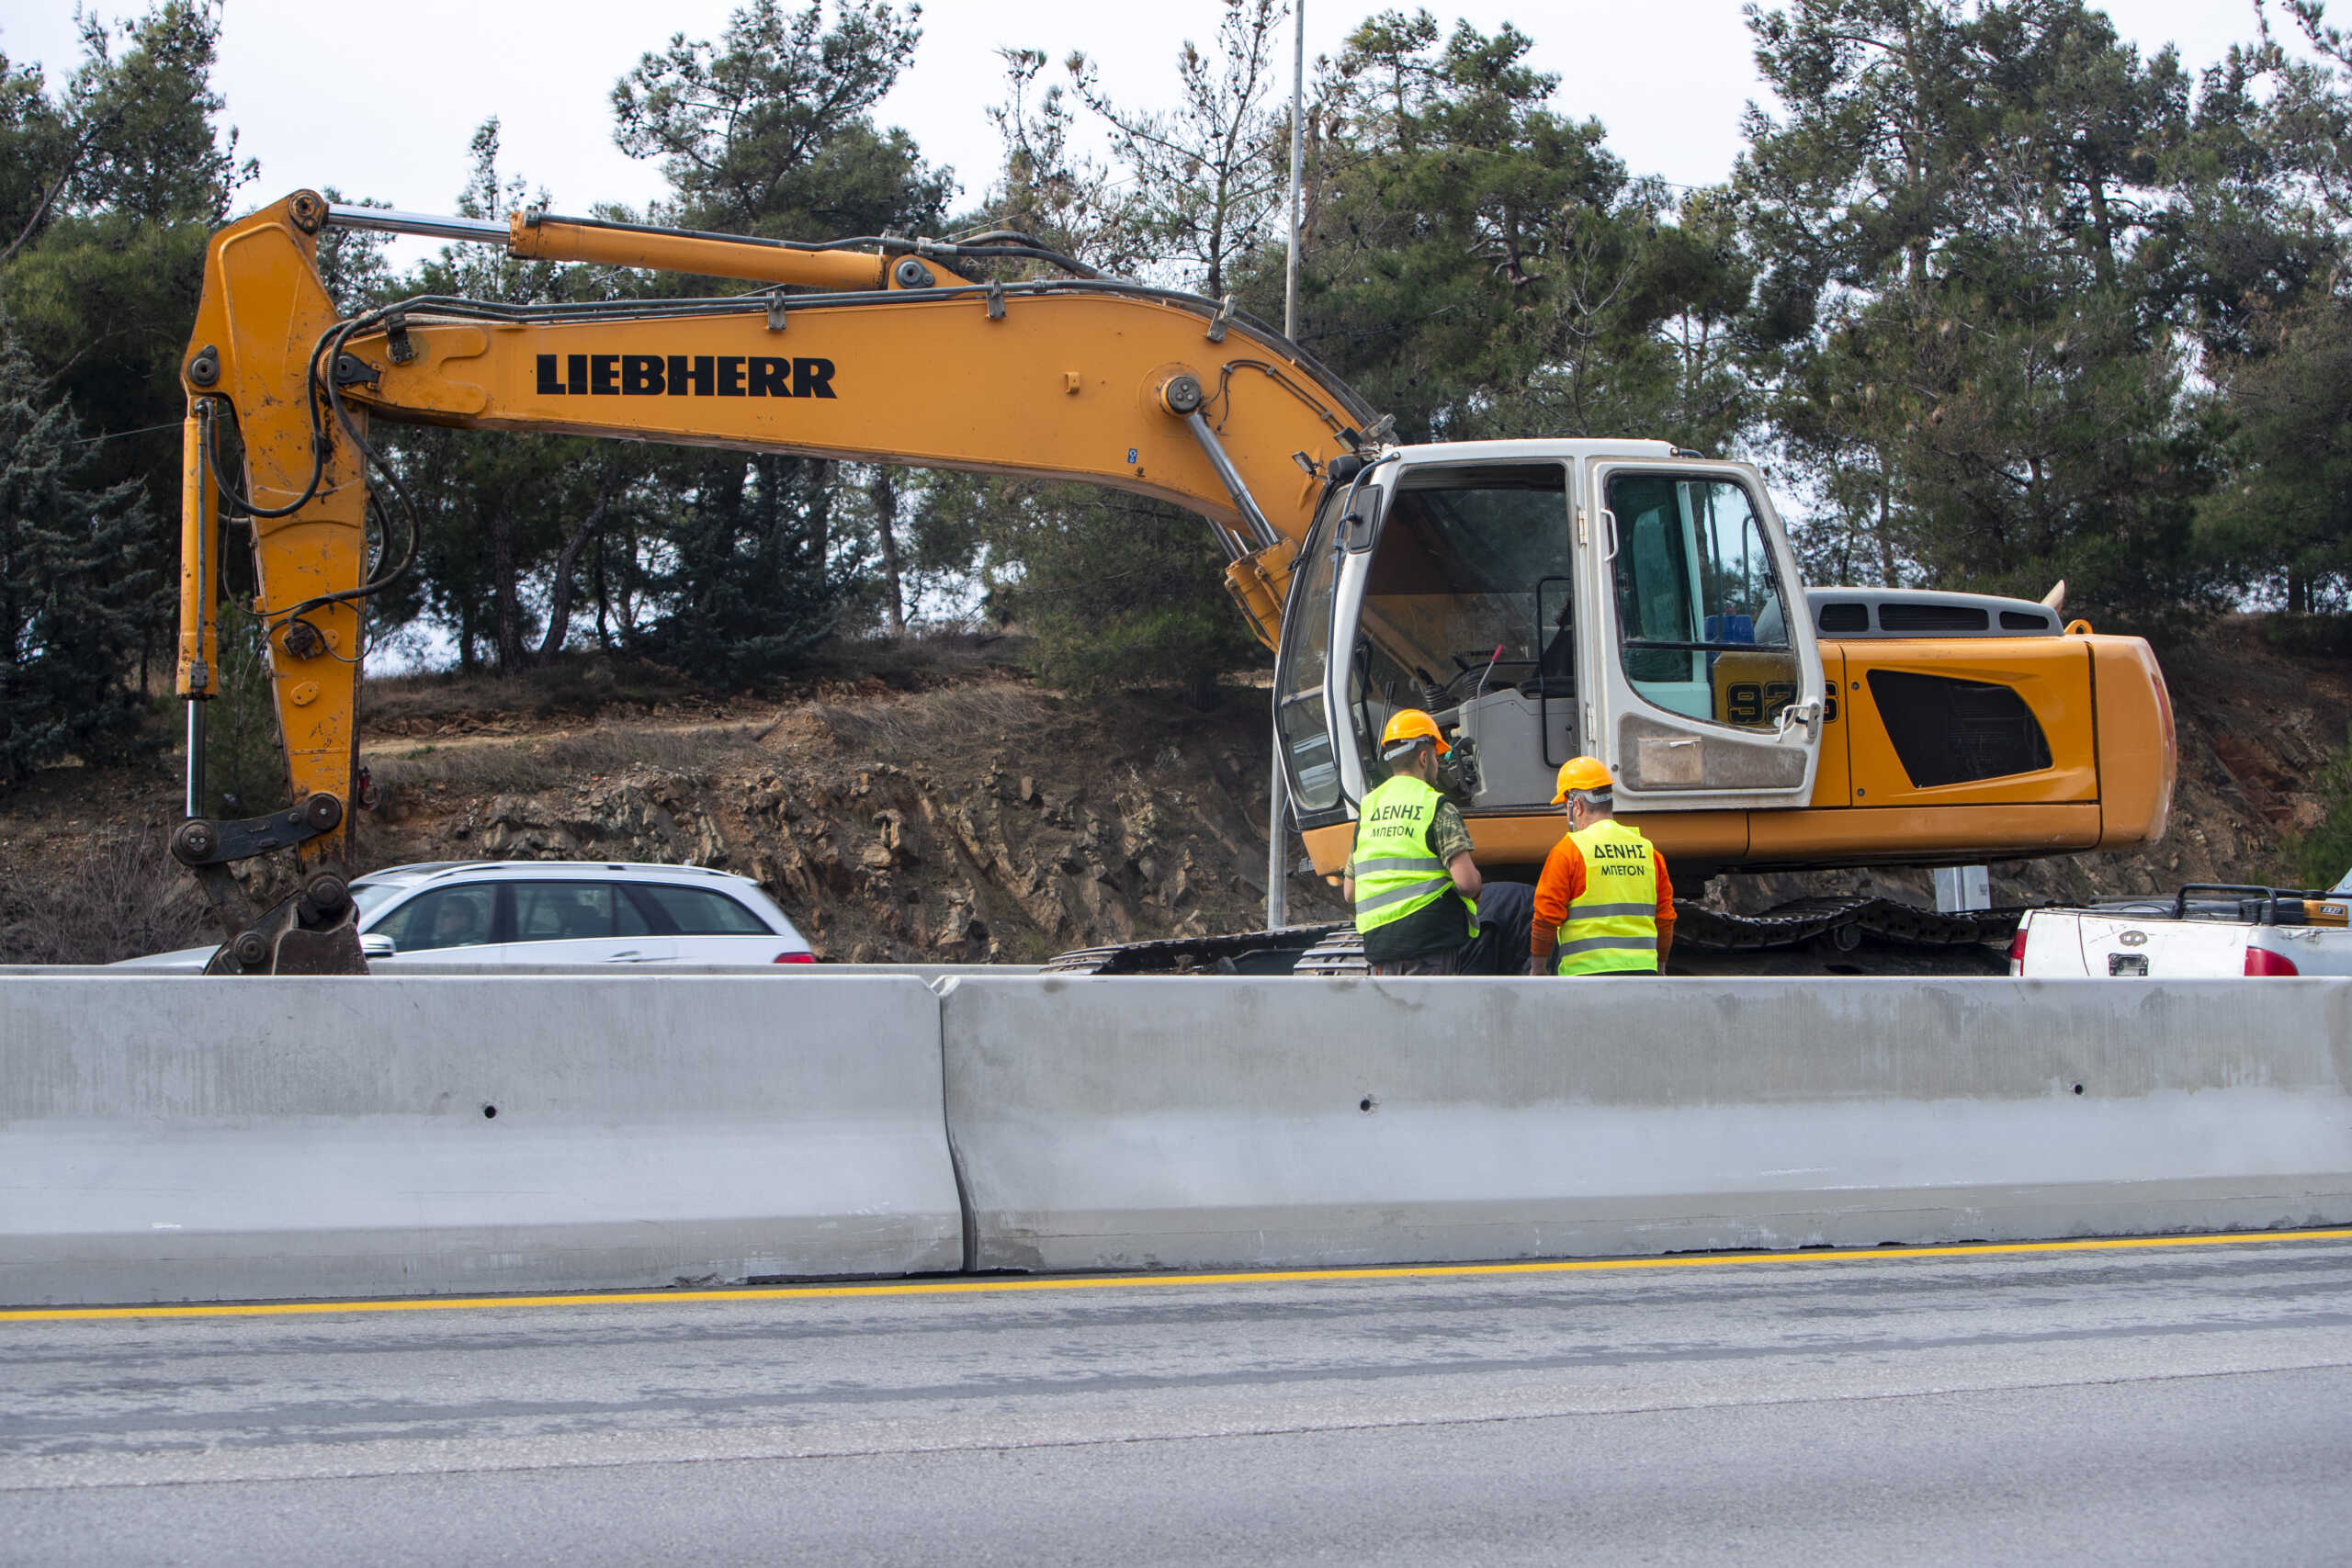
top-left (172, 192), bottom-right (1375, 968)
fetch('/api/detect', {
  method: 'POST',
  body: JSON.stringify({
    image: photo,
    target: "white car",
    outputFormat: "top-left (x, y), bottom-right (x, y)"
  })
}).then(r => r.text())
top-left (115, 861), bottom-right (816, 971)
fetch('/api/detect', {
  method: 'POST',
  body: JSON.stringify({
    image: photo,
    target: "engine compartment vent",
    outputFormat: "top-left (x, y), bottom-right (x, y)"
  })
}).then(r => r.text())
top-left (1867, 670), bottom-right (2053, 786)
top-left (1877, 602), bottom-right (1989, 633)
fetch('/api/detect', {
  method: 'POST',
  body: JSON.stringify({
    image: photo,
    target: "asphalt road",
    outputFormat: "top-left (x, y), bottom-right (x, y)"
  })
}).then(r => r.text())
top-left (5, 1235), bottom-right (2351, 1565)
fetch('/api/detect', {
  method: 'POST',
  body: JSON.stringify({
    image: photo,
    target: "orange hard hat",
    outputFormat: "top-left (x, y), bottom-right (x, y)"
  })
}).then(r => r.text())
top-left (1551, 755), bottom-right (1614, 804)
top-left (1379, 709), bottom-right (1449, 760)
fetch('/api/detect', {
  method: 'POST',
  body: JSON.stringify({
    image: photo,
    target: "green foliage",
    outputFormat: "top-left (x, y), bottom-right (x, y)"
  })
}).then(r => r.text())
top-left (363, 122), bottom-right (632, 674)
top-left (2197, 297), bottom-right (2352, 612)
top-left (5, 211), bottom-right (208, 523)
top-left (1741, 0), bottom-right (2215, 617)
top-left (640, 455), bottom-right (855, 687)
top-left (0, 2), bottom-right (248, 259)
top-left (1265, 13), bottom-right (1755, 450)
top-left (1068, 0), bottom-right (1291, 297)
top-left (926, 478), bottom-right (1264, 706)
top-left (0, 316), bottom-right (164, 784)
top-left (980, 50), bottom-right (1130, 271)
top-left (612, 0), bottom-right (947, 238)
top-left (0, 1), bottom-right (250, 689)
top-left (594, 2), bottom-right (947, 675)
top-left (199, 598), bottom-right (284, 815)
top-left (2286, 728), bottom-right (2352, 889)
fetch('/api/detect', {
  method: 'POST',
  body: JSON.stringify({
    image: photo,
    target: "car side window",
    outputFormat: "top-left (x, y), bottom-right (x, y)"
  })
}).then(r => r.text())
top-left (616, 887), bottom-right (653, 937)
top-left (624, 883), bottom-right (770, 936)
top-left (510, 883), bottom-right (614, 943)
top-left (375, 886), bottom-right (498, 952)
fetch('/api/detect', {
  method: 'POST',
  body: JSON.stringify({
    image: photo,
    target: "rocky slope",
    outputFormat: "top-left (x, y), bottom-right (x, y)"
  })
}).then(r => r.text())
top-left (357, 672), bottom-right (1347, 964)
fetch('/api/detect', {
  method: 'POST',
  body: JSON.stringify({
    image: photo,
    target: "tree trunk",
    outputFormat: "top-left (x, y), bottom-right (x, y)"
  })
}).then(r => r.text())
top-left (593, 534), bottom-right (613, 650)
top-left (754, 456), bottom-right (780, 567)
top-left (808, 459), bottom-right (833, 569)
top-left (536, 477), bottom-right (620, 663)
top-left (870, 468), bottom-right (904, 634)
top-left (487, 507), bottom-right (526, 672)
top-left (2085, 175), bottom-right (2117, 287)
top-left (457, 594), bottom-right (478, 674)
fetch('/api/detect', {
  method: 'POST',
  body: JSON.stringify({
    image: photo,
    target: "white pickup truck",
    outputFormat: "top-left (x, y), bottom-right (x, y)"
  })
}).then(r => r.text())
top-left (2011, 881), bottom-right (2352, 978)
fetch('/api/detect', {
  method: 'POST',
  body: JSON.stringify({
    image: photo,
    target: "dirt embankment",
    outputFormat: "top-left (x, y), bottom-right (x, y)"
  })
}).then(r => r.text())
top-left (1, 619), bottom-right (2343, 964)
top-left (356, 672), bottom-right (1347, 964)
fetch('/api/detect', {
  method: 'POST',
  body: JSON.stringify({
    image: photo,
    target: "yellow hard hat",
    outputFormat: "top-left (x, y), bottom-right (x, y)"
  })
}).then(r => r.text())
top-left (1551, 755), bottom-right (1614, 804)
top-left (1379, 709), bottom-right (1449, 760)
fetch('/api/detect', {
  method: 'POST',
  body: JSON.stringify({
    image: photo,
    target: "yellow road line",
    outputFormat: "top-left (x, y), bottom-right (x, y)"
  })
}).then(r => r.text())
top-left (6, 1227), bottom-right (2349, 1324)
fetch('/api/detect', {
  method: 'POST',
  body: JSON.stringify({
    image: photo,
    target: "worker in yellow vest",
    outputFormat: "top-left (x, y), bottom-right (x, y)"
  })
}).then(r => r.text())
top-left (1530, 757), bottom-right (1677, 976)
top-left (1344, 711), bottom-right (1480, 975)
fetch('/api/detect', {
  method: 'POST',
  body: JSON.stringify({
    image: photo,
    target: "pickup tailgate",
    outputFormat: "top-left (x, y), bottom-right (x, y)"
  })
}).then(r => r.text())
top-left (2052, 911), bottom-right (2248, 977)
top-left (2020, 908), bottom-right (2352, 976)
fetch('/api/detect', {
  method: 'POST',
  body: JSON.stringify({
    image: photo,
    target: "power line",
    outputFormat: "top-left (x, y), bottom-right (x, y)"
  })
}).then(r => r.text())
top-left (67, 418), bottom-right (183, 447)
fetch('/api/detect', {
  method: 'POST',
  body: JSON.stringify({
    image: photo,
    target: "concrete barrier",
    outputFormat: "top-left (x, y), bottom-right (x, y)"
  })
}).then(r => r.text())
top-left (0, 975), bottom-right (962, 1304)
top-left (938, 976), bottom-right (2352, 1272)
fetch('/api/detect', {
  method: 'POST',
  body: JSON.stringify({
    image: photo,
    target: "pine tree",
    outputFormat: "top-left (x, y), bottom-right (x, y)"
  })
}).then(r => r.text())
top-left (0, 318), bottom-right (164, 784)
top-left (1738, 0), bottom-right (2211, 617)
top-left (608, 1), bottom-right (946, 681)
top-left (643, 454), bottom-right (853, 687)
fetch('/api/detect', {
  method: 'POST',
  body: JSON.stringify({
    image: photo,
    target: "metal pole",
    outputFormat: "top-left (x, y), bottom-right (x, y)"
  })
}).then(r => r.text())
top-left (1283, 0), bottom-right (1305, 342)
top-left (1268, 0), bottom-right (1306, 932)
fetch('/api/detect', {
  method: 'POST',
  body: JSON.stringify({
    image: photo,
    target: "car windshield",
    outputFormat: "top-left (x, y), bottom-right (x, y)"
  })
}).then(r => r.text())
top-left (351, 881), bottom-right (410, 920)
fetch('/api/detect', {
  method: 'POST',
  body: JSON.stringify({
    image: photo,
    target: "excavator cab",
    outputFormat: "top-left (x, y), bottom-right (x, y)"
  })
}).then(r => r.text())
top-left (1274, 442), bottom-right (1826, 874)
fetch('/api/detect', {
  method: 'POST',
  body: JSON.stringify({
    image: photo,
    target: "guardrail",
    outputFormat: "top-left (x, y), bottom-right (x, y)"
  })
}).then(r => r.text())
top-left (3, 973), bottom-right (2347, 1303)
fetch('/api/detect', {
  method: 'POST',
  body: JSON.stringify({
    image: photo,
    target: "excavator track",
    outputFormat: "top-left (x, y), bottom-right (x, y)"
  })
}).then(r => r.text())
top-left (1046, 897), bottom-right (2023, 976)
top-left (1041, 924), bottom-right (1349, 976)
top-left (1672, 897), bottom-right (2024, 953)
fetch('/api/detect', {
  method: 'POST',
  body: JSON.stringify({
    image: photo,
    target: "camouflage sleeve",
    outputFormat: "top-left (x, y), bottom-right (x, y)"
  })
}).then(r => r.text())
top-left (1427, 801), bottom-right (1475, 865)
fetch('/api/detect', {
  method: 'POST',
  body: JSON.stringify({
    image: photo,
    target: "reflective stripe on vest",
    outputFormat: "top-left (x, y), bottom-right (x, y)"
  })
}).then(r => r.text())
top-left (1350, 774), bottom-right (1476, 939)
top-left (1555, 818), bottom-right (1658, 975)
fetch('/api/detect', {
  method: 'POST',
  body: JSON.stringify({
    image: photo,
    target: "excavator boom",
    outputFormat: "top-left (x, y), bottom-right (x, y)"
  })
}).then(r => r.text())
top-left (168, 192), bottom-right (1371, 965)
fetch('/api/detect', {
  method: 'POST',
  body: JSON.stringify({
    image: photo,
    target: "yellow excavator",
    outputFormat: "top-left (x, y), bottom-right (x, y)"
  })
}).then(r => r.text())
top-left (170, 191), bottom-right (2174, 972)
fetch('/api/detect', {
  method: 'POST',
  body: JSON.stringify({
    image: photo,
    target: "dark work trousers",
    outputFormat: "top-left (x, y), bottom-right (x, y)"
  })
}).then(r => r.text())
top-left (1457, 881), bottom-right (1534, 976)
top-left (1364, 882), bottom-right (1537, 976)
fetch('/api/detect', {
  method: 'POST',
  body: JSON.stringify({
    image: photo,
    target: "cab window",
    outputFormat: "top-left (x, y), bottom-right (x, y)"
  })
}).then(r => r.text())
top-left (1360, 464), bottom-right (1574, 710)
top-left (1274, 511), bottom-right (1344, 812)
top-left (1605, 474), bottom-right (1797, 730)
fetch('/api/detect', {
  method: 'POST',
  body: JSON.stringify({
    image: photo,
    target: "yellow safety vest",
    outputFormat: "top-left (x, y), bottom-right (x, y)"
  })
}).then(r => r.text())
top-left (1351, 774), bottom-right (1476, 940)
top-left (1555, 818), bottom-right (1659, 975)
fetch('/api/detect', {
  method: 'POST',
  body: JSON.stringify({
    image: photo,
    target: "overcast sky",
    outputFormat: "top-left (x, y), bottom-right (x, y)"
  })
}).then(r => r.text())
top-left (0, 0), bottom-right (2298, 254)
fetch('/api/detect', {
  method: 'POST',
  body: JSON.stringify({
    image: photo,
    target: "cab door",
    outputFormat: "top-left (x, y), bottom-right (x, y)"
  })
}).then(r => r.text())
top-left (1582, 460), bottom-right (1825, 810)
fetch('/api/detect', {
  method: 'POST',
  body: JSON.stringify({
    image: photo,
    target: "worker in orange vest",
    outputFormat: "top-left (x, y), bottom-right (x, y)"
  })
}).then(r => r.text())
top-left (1531, 757), bottom-right (1676, 976)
